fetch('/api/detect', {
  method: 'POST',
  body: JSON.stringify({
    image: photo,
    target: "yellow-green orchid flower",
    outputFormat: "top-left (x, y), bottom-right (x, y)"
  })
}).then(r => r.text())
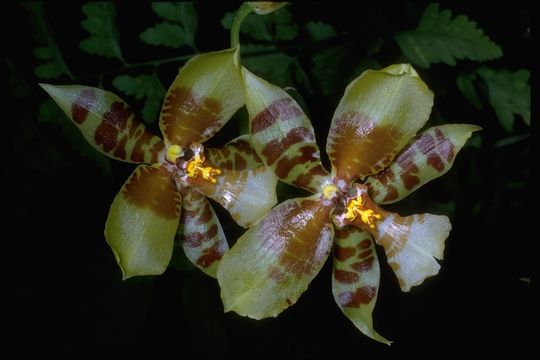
top-left (217, 63), bottom-right (480, 343)
top-left (40, 49), bottom-right (277, 280)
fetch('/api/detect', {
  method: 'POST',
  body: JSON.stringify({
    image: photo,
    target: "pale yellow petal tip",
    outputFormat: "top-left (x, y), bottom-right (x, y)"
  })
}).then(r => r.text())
top-left (381, 63), bottom-right (420, 77)
top-left (247, 2), bottom-right (288, 15)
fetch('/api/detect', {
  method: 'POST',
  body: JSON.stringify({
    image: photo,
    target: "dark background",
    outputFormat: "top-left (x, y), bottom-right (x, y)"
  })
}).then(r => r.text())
top-left (7, 1), bottom-right (531, 357)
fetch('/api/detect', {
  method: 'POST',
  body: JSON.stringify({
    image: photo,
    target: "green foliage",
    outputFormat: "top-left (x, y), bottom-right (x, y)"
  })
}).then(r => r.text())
top-left (456, 73), bottom-right (483, 109)
top-left (25, 2), bottom-right (72, 79)
top-left (80, 2), bottom-right (124, 61)
top-left (242, 44), bottom-right (296, 87)
top-left (113, 74), bottom-right (165, 124)
top-left (478, 67), bottom-right (530, 131)
top-left (395, 3), bottom-right (502, 68)
top-left (305, 21), bottom-right (337, 41)
top-left (38, 99), bottom-right (112, 177)
top-left (221, 7), bottom-right (298, 41)
top-left (141, 2), bottom-right (197, 49)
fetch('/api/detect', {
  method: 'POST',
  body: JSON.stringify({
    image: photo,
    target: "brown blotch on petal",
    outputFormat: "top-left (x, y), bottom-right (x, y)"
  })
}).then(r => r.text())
top-left (334, 245), bottom-right (357, 261)
top-left (383, 185), bottom-right (399, 202)
top-left (196, 242), bottom-right (222, 268)
top-left (338, 286), bottom-right (376, 308)
top-left (71, 89), bottom-right (96, 124)
top-left (350, 257), bottom-right (374, 273)
top-left (251, 98), bottom-right (303, 134)
top-left (334, 269), bottom-right (360, 284)
top-left (95, 101), bottom-right (132, 152)
top-left (234, 152), bottom-right (247, 170)
top-left (123, 166), bottom-right (180, 220)
top-left (261, 127), bottom-right (315, 166)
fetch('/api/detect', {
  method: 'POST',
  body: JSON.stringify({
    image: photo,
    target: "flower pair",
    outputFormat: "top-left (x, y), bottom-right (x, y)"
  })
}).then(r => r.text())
top-left (217, 64), bottom-right (480, 343)
top-left (41, 48), bottom-right (277, 279)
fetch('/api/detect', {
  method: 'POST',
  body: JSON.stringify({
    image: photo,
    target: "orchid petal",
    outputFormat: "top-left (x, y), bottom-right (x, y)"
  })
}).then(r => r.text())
top-left (206, 135), bottom-right (265, 171)
top-left (105, 164), bottom-right (182, 279)
top-left (243, 67), bottom-right (330, 193)
top-left (332, 227), bottom-right (391, 344)
top-left (40, 84), bottom-right (164, 163)
top-left (326, 64), bottom-right (434, 182)
top-left (334, 184), bottom-right (450, 292)
top-left (217, 196), bottom-right (334, 319)
top-left (186, 154), bottom-right (278, 228)
top-left (366, 124), bottom-right (481, 203)
top-left (159, 48), bottom-right (244, 147)
top-left (177, 188), bottom-right (228, 278)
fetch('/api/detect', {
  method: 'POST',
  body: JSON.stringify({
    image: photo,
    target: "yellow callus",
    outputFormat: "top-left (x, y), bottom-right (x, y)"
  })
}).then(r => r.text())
top-left (166, 145), bottom-right (184, 163)
top-left (186, 152), bottom-right (222, 184)
top-left (344, 194), bottom-right (382, 229)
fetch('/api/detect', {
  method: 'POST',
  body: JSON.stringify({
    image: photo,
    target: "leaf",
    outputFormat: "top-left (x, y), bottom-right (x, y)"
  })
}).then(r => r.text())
top-left (113, 74), bottom-right (165, 124)
top-left (306, 21), bottom-right (337, 41)
top-left (144, 3), bottom-right (197, 49)
top-left (38, 99), bottom-right (112, 177)
top-left (140, 22), bottom-right (187, 48)
top-left (24, 3), bottom-right (72, 79)
top-left (242, 44), bottom-right (295, 87)
top-left (457, 73), bottom-right (483, 109)
top-left (221, 7), bottom-right (297, 41)
top-left (477, 67), bottom-right (530, 131)
top-left (80, 2), bottom-right (124, 60)
top-left (310, 46), bottom-right (346, 96)
top-left (394, 3), bottom-right (502, 68)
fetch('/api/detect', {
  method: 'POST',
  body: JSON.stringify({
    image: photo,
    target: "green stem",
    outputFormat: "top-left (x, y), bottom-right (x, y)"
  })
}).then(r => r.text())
top-left (230, 3), bottom-right (254, 48)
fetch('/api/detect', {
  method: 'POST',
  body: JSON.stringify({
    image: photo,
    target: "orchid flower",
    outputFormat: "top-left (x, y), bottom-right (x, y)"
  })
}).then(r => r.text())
top-left (40, 49), bottom-right (277, 279)
top-left (217, 63), bottom-right (480, 343)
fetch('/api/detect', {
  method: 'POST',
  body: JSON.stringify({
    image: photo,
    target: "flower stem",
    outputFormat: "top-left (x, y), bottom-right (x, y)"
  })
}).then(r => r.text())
top-left (230, 3), bottom-right (254, 48)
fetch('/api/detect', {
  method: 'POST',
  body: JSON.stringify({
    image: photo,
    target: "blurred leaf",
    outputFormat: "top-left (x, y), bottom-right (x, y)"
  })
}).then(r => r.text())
top-left (24, 3), bottom-right (72, 79)
top-left (113, 74), bottom-right (165, 124)
top-left (80, 2), bottom-right (124, 61)
top-left (242, 44), bottom-right (295, 87)
top-left (310, 45), bottom-right (346, 96)
top-left (221, 7), bottom-right (297, 41)
top-left (140, 22), bottom-right (187, 48)
top-left (395, 3), bottom-right (502, 68)
top-left (457, 73), bottom-right (482, 109)
top-left (38, 99), bottom-right (112, 177)
top-left (306, 21), bottom-right (336, 41)
top-left (478, 67), bottom-right (530, 131)
top-left (144, 3), bottom-right (197, 49)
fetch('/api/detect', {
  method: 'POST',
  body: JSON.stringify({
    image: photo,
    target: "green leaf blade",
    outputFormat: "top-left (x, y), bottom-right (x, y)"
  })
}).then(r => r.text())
top-left (79, 2), bottom-right (123, 61)
top-left (395, 3), bottom-right (502, 68)
top-left (140, 22), bottom-right (187, 48)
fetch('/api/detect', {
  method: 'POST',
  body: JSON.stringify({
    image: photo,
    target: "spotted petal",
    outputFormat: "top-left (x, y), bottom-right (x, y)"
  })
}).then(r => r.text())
top-left (177, 188), bottom-right (228, 278)
top-left (217, 196), bottom-right (334, 319)
top-left (186, 155), bottom-right (278, 228)
top-left (326, 64), bottom-right (434, 182)
top-left (105, 164), bottom-right (182, 279)
top-left (39, 84), bottom-right (164, 163)
top-left (334, 184), bottom-right (451, 292)
top-left (366, 124), bottom-right (481, 203)
top-left (159, 48), bottom-right (244, 148)
top-left (332, 227), bottom-right (390, 344)
top-left (206, 135), bottom-right (264, 171)
top-left (243, 67), bottom-right (330, 193)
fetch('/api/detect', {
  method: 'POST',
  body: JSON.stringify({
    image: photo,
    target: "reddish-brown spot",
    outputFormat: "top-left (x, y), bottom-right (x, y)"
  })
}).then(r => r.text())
top-left (427, 153), bottom-right (444, 172)
top-left (114, 136), bottom-right (127, 160)
top-left (181, 224), bottom-right (218, 248)
top-left (351, 257), bottom-right (374, 273)
top-left (292, 164), bottom-right (328, 192)
top-left (338, 286), bottom-right (376, 308)
top-left (334, 229), bottom-right (350, 239)
top-left (373, 167), bottom-right (395, 185)
top-left (383, 185), bottom-right (399, 202)
top-left (334, 269), bottom-right (359, 284)
top-left (131, 131), bottom-right (153, 163)
top-left (198, 202), bottom-right (213, 224)
top-left (251, 98), bottom-right (303, 134)
top-left (334, 245), bottom-right (356, 261)
top-left (435, 128), bottom-right (454, 161)
top-left (71, 89), bottom-right (96, 124)
top-left (357, 249), bottom-right (372, 260)
top-left (358, 239), bottom-right (371, 249)
top-left (417, 133), bottom-right (436, 155)
top-left (95, 101), bottom-right (131, 152)
top-left (196, 243), bottom-right (222, 268)
top-left (161, 87), bottom-right (222, 146)
top-left (274, 145), bottom-right (319, 178)
top-left (123, 165), bottom-right (180, 220)
top-left (234, 152), bottom-right (247, 170)
top-left (329, 112), bottom-right (402, 181)
top-left (261, 127), bottom-right (314, 165)
top-left (150, 141), bottom-right (165, 163)
top-left (397, 147), bottom-right (420, 190)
